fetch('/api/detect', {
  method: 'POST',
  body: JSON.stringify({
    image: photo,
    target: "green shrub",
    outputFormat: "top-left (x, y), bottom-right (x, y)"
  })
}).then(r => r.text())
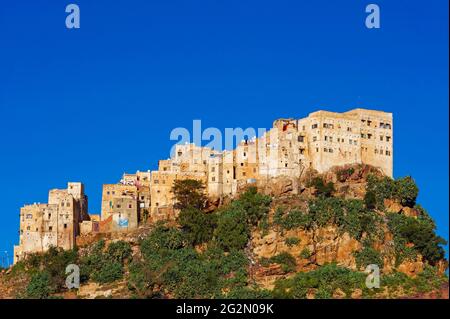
top-left (214, 208), bottom-right (249, 251)
top-left (269, 252), bottom-right (297, 273)
top-left (178, 207), bottom-right (217, 245)
top-left (308, 177), bottom-right (335, 197)
top-left (273, 263), bottom-right (367, 299)
top-left (300, 248), bottom-right (312, 259)
top-left (91, 259), bottom-right (123, 284)
top-left (354, 246), bottom-right (384, 270)
top-left (274, 208), bottom-right (312, 230)
top-left (387, 212), bottom-right (446, 265)
top-left (365, 175), bottom-right (419, 209)
top-left (172, 179), bottom-right (207, 210)
top-left (232, 187), bottom-right (272, 226)
top-left (106, 241), bottom-right (132, 263)
top-left (285, 237), bottom-right (300, 247)
top-left (26, 271), bottom-right (53, 299)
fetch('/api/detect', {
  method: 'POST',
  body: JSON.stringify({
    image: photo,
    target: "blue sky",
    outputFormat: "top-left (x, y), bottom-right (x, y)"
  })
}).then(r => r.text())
top-left (0, 0), bottom-right (448, 265)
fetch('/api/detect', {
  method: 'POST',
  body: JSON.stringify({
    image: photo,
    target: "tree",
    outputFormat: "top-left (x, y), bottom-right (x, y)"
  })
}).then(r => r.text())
top-left (308, 177), bottom-right (335, 197)
top-left (172, 179), bottom-right (207, 210)
top-left (214, 208), bottom-right (249, 251)
top-left (178, 207), bottom-right (217, 245)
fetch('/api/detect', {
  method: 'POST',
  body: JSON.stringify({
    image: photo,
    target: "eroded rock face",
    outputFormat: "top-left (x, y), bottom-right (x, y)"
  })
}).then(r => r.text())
top-left (257, 176), bottom-right (297, 197)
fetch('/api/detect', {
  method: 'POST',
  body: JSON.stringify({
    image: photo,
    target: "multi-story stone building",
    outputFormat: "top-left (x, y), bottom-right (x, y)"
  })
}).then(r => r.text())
top-left (14, 182), bottom-right (90, 264)
top-left (146, 108), bottom-right (393, 218)
top-left (14, 108), bottom-right (393, 262)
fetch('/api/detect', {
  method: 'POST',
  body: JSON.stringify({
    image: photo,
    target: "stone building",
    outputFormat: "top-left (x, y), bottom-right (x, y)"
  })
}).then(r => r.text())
top-left (14, 182), bottom-right (90, 264)
top-left (146, 108), bottom-right (393, 219)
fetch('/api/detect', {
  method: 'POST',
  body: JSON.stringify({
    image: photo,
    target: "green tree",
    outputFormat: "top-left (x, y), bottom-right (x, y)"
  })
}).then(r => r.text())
top-left (178, 207), bottom-right (217, 245)
top-left (172, 179), bottom-right (207, 210)
top-left (214, 208), bottom-right (249, 251)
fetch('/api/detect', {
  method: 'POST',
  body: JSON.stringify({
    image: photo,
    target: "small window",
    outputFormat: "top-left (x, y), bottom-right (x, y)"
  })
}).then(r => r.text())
top-left (154, 180), bottom-right (159, 184)
top-left (64, 224), bottom-right (67, 229)
top-left (242, 172), bottom-right (246, 176)
top-left (49, 226), bottom-right (53, 231)
top-left (117, 204), bottom-right (121, 208)
top-left (285, 163), bottom-right (288, 168)
top-left (313, 136), bottom-right (317, 142)
top-left (316, 148), bottom-right (319, 152)
top-left (386, 136), bottom-right (391, 142)
top-left (240, 163), bottom-right (244, 167)
top-left (312, 124), bottom-right (318, 129)
top-left (128, 204), bottom-right (132, 209)
top-left (380, 136), bottom-right (383, 141)
top-left (212, 177), bottom-right (216, 182)
top-left (324, 148), bottom-right (328, 152)
top-left (329, 148), bottom-right (333, 153)
top-left (386, 150), bottom-right (391, 156)
top-left (347, 127), bottom-right (352, 132)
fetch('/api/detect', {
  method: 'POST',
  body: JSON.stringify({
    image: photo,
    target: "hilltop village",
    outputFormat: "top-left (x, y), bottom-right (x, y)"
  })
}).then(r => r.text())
top-left (13, 108), bottom-right (393, 264)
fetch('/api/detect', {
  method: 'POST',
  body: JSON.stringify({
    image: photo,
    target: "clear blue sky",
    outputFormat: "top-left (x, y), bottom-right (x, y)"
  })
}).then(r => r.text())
top-left (0, 0), bottom-right (448, 265)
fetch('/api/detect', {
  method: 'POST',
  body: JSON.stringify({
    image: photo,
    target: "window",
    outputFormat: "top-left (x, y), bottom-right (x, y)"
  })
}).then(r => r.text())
top-left (380, 122), bottom-right (384, 128)
top-left (117, 204), bottom-right (121, 208)
top-left (324, 148), bottom-right (328, 152)
top-left (112, 191), bottom-right (115, 195)
top-left (367, 120), bottom-right (372, 126)
top-left (243, 152), bottom-right (246, 157)
top-left (128, 204), bottom-right (132, 209)
top-left (316, 148), bottom-right (319, 152)
top-left (49, 226), bottom-right (53, 231)
top-left (367, 134), bottom-right (372, 139)
top-left (107, 191), bottom-right (110, 195)
top-left (61, 203), bottom-right (64, 207)
top-left (299, 148), bottom-right (305, 155)
top-left (26, 214), bottom-right (33, 219)
top-left (349, 139), bottom-right (353, 144)
top-left (48, 213), bottom-right (51, 219)
top-left (313, 136), bottom-right (317, 142)
top-left (361, 133), bottom-right (366, 138)
top-left (386, 136), bottom-right (391, 142)
top-left (386, 150), bottom-right (391, 156)
top-left (347, 127), bottom-right (352, 132)
top-left (242, 172), bottom-right (246, 176)
top-left (141, 196), bottom-right (144, 200)
top-left (177, 151), bottom-right (183, 156)
top-left (66, 202), bottom-right (70, 207)
top-left (375, 149), bottom-right (378, 154)
top-left (324, 136), bottom-right (328, 141)
top-left (329, 137), bottom-right (333, 142)
top-left (285, 163), bottom-right (288, 168)
top-left (212, 177), bottom-right (216, 182)
top-left (380, 136), bottom-right (383, 141)
top-left (64, 224), bottom-right (67, 229)
top-left (253, 168), bottom-right (256, 173)
top-left (341, 139), bottom-right (344, 143)
top-left (312, 124), bottom-right (318, 129)
top-left (329, 148), bottom-right (333, 153)
top-left (240, 163), bottom-right (244, 167)
top-left (298, 135), bottom-right (305, 142)
top-left (211, 167), bottom-right (215, 172)
top-left (386, 123), bottom-right (391, 129)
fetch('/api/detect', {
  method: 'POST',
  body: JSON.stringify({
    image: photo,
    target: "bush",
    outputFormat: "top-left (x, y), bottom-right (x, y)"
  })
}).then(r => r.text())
top-left (26, 271), bottom-right (53, 299)
top-left (178, 207), bottom-right (216, 245)
top-left (365, 175), bottom-right (419, 209)
top-left (273, 263), bottom-right (367, 299)
top-left (308, 177), bottom-right (335, 197)
top-left (387, 213), bottom-right (446, 265)
top-left (232, 187), bottom-right (272, 226)
top-left (106, 241), bottom-right (132, 263)
top-left (285, 237), bottom-right (300, 247)
top-left (299, 248), bottom-right (312, 259)
top-left (274, 208), bottom-right (312, 230)
top-left (172, 179), bottom-right (207, 210)
top-left (91, 259), bottom-right (123, 284)
top-left (214, 208), bottom-right (249, 251)
top-left (354, 246), bottom-right (384, 270)
top-left (269, 252), bottom-right (297, 273)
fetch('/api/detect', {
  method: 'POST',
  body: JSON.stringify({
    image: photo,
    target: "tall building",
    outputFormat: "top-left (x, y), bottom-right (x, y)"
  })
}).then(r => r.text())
top-left (14, 182), bottom-right (90, 263)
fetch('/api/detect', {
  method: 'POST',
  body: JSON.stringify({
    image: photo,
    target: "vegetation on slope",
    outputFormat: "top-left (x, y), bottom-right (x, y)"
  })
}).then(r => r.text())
top-left (3, 168), bottom-right (447, 299)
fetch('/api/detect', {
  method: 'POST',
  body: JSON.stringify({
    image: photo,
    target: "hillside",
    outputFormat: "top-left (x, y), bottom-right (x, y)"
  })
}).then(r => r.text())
top-left (0, 164), bottom-right (448, 299)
